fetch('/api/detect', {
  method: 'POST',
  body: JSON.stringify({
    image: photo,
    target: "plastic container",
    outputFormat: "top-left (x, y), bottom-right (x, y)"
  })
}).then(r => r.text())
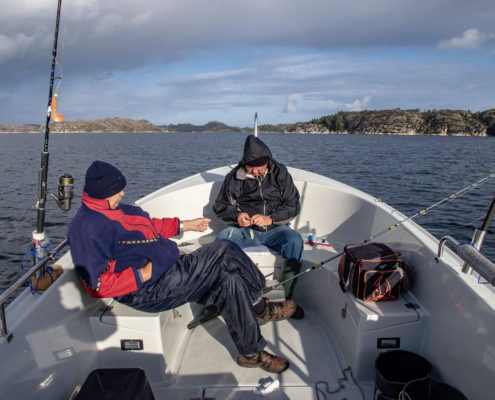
top-left (308, 235), bottom-right (326, 244)
top-left (374, 350), bottom-right (432, 400)
top-left (75, 368), bottom-right (155, 400)
top-left (402, 376), bottom-right (468, 400)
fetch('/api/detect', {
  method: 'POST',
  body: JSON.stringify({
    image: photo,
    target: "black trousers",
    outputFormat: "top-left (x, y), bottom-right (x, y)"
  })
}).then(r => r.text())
top-left (116, 239), bottom-right (267, 355)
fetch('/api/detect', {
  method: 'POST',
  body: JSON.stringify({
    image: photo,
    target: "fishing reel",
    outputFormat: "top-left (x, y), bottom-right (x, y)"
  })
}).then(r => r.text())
top-left (50, 173), bottom-right (74, 211)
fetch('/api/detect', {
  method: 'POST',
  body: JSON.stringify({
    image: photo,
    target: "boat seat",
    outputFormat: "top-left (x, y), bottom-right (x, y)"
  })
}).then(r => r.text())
top-left (89, 299), bottom-right (192, 383)
top-left (243, 245), bottom-right (285, 279)
top-left (322, 269), bottom-right (429, 381)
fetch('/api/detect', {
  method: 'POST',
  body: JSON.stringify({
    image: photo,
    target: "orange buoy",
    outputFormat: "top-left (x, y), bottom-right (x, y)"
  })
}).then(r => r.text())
top-left (52, 93), bottom-right (64, 122)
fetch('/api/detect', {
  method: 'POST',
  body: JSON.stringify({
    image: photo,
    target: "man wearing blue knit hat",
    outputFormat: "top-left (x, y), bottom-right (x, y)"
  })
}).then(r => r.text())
top-left (68, 160), bottom-right (297, 373)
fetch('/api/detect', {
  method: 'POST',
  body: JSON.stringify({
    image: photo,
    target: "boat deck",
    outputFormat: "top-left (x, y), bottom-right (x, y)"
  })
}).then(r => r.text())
top-left (151, 306), bottom-right (372, 399)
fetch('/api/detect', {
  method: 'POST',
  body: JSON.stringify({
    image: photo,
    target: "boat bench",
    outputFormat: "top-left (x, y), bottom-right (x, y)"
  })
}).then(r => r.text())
top-left (323, 268), bottom-right (429, 381)
top-left (88, 298), bottom-right (193, 383)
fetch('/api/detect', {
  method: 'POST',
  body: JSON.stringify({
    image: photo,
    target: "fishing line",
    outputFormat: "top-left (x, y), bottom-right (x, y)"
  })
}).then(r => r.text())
top-left (264, 171), bottom-right (495, 294)
top-left (429, 215), bottom-right (487, 234)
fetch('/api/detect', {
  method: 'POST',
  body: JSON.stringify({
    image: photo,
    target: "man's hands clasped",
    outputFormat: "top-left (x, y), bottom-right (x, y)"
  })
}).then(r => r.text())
top-left (237, 212), bottom-right (272, 228)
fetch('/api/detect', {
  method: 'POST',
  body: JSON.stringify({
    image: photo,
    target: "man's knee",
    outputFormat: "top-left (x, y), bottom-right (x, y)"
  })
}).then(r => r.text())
top-left (278, 228), bottom-right (303, 249)
top-left (216, 228), bottom-right (232, 241)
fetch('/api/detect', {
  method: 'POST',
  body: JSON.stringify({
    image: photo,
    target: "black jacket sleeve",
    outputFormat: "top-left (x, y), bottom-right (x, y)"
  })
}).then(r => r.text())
top-left (269, 163), bottom-right (300, 225)
top-left (213, 170), bottom-right (240, 225)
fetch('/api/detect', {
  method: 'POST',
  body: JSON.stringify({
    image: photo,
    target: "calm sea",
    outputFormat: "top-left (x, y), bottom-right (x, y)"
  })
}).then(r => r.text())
top-left (1, 132), bottom-right (494, 297)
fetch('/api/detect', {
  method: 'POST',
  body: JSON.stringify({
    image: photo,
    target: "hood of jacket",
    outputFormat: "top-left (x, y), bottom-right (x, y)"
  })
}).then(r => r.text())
top-left (241, 135), bottom-right (272, 165)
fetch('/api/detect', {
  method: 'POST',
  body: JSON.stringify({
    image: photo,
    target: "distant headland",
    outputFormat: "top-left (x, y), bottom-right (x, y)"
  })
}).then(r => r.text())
top-left (1, 109), bottom-right (494, 136)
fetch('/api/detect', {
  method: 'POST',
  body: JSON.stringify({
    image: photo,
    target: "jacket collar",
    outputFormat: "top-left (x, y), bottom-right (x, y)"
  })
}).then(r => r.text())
top-left (82, 192), bottom-right (113, 211)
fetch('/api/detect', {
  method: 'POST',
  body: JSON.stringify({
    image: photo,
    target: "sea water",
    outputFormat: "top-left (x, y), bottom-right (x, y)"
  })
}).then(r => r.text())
top-left (1, 132), bottom-right (494, 295)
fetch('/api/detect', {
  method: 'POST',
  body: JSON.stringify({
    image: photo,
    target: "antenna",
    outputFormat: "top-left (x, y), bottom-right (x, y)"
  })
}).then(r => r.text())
top-left (254, 112), bottom-right (258, 137)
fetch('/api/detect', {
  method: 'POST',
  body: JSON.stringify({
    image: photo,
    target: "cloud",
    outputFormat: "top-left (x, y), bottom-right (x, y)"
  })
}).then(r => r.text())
top-left (438, 28), bottom-right (495, 50)
top-left (1, 1), bottom-right (495, 125)
top-left (284, 94), bottom-right (304, 113)
top-left (345, 96), bottom-right (372, 111)
top-left (0, 33), bottom-right (35, 62)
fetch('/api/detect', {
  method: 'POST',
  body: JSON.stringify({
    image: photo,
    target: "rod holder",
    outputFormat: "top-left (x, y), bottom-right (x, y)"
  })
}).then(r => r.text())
top-left (437, 236), bottom-right (495, 286)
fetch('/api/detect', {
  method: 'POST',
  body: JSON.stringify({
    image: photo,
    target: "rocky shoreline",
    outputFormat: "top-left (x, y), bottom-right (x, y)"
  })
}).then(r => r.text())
top-left (1, 109), bottom-right (494, 136)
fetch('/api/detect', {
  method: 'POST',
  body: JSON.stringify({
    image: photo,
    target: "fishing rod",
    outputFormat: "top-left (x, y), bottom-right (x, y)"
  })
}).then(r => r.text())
top-left (33, 0), bottom-right (73, 259)
top-left (263, 171), bottom-right (495, 294)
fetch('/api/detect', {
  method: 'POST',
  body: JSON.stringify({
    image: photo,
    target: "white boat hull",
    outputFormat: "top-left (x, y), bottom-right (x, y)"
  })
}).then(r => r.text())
top-left (1, 166), bottom-right (493, 399)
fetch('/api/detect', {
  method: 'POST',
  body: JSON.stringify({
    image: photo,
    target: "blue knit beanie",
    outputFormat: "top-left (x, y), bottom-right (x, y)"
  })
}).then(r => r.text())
top-left (84, 161), bottom-right (126, 199)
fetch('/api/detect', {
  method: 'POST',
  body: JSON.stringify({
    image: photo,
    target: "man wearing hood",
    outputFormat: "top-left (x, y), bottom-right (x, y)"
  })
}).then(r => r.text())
top-left (213, 135), bottom-right (304, 298)
top-left (68, 160), bottom-right (298, 374)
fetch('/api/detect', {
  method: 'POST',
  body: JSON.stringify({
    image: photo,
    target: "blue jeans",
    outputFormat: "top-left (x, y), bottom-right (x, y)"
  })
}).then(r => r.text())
top-left (216, 224), bottom-right (303, 263)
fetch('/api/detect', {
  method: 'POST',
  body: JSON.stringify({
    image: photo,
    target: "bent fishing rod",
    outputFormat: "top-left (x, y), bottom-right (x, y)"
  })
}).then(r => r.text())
top-left (33, 0), bottom-right (74, 263)
top-left (263, 171), bottom-right (495, 294)
top-left (35, 0), bottom-right (74, 236)
top-left (36, 0), bottom-right (63, 235)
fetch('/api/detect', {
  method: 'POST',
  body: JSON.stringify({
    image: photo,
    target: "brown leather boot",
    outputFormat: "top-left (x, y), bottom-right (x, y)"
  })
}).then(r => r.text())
top-left (237, 350), bottom-right (290, 373)
top-left (256, 298), bottom-right (297, 325)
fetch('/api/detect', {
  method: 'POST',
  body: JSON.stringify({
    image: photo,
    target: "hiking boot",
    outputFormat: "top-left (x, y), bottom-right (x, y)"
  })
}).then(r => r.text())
top-left (256, 298), bottom-right (297, 325)
top-left (237, 350), bottom-right (290, 373)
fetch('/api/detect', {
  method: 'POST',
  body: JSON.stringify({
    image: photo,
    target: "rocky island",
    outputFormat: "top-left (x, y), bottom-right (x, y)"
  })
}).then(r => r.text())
top-left (1, 109), bottom-right (494, 136)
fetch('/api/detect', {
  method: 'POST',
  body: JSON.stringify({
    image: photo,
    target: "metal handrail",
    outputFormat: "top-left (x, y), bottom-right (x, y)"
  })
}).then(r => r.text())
top-left (0, 239), bottom-right (68, 337)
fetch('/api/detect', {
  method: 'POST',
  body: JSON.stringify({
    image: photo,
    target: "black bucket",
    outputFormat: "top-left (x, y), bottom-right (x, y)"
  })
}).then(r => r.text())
top-left (402, 376), bottom-right (468, 400)
top-left (374, 350), bottom-right (432, 400)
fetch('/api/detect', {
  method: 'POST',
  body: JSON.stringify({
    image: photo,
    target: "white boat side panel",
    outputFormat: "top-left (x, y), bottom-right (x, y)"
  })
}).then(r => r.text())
top-left (0, 253), bottom-right (103, 399)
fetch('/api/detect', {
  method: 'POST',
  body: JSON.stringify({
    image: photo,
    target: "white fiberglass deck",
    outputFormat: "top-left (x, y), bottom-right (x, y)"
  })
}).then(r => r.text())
top-left (152, 312), bottom-right (371, 399)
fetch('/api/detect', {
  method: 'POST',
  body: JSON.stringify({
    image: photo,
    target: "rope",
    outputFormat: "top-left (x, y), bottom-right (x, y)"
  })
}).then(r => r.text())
top-left (399, 391), bottom-right (413, 400)
top-left (20, 240), bottom-right (59, 294)
top-left (315, 366), bottom-right (365, 400)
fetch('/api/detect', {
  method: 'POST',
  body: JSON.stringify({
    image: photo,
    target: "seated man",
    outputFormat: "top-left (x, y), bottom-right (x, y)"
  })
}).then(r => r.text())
top-left (68, 160), bottom-right (297, 373)
top-left (213, 135), bottom-right (304, 298)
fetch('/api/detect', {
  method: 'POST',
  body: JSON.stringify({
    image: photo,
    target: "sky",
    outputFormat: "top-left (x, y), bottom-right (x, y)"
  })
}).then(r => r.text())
top-left (1, 0), bottom-right (494, 127)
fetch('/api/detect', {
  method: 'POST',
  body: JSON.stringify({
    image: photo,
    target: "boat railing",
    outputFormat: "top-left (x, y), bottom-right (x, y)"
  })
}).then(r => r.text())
top-left (436, 235), bottom-right (495, 287)
top-left (0, 239), bottom-right (68, 340)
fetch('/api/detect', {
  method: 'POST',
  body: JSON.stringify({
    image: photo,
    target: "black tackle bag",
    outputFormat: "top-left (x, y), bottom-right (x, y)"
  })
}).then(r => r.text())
top-left (338, 242), bottom-right (411, 302)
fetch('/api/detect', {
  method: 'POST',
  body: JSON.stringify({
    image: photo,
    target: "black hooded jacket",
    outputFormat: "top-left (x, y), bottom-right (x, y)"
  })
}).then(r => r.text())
top-left (213, 135), bottom-right (300, 231)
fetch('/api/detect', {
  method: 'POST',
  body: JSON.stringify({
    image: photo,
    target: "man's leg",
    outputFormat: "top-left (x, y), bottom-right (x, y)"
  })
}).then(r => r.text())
top-left (117, 240), bottom-right (291, 372)
top-left (216, 226), bottom-right (259, 249)
top-left (118, 240), bottom-right (265, 353)
top-left (261, 225), bottom-right (303, 262)
top-left (262, 225), bottom-right (304, 298)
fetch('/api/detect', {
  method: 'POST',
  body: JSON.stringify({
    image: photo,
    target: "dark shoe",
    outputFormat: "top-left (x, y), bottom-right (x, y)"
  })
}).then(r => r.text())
top-left (256, 298), bottom-right (297, 325)
top-left (290, 305), bottom-right (305, 320)
top-left (237, 350), bottom-right (290, 373)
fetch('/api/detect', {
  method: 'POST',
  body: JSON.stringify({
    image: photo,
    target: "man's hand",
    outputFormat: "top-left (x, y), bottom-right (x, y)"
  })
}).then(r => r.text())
top-left (140, 261), bottom-right (153, 282)
top-left (251, 214), bottom-right (272, 227)
top-left (183, 218), bottom-right (211, 232)
top-left (237, 212), bottom-right (252, 227)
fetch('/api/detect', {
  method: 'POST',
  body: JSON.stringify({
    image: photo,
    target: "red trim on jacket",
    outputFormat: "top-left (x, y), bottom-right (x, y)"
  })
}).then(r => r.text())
top-left (80, 260), bottom-right (138, 298)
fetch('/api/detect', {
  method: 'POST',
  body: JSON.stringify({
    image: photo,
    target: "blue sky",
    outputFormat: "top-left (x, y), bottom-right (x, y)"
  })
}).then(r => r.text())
top-left (1, 0), bottom-right (494, 127)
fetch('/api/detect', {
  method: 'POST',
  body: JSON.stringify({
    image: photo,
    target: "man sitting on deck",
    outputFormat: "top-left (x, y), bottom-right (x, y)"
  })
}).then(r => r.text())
top-left (213, 135), bottom-right (304, 299)
top-left (68, 160), bottom-right (297, 373)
